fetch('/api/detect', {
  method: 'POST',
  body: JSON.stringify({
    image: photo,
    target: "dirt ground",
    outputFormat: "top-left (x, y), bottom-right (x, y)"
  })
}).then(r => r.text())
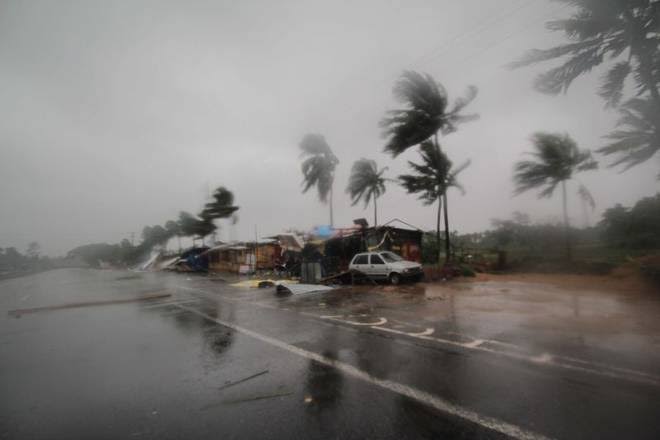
top-left (462, 266), bottom-right (658, 295)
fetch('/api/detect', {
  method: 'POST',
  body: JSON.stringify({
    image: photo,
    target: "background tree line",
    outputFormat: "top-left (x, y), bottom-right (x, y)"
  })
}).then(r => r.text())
top-left (66, 186), bottom-right (239, 268)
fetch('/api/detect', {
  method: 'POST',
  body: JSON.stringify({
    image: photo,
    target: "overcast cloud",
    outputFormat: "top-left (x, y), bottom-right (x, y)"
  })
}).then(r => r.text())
top-left (1, 0), bottom-right (658, 256)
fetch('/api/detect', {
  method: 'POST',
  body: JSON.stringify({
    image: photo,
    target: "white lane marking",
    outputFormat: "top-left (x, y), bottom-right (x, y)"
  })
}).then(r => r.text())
top-left (556, 354), bottom-right (660, 381)
top-left (141, 299), bottom-right (200, 309)
top-left (321, 315), bottom-right (388, 326)
top-left (463, 339), bottom-right (485, 348)
top-left (347, 317), bottom-right (387, 326)
top-left (369, 326), bottom-right (660, 387)
top-left (175, 284), bottom-right (660, 387)
top-left (531, 353), bottom-right (553, 364)
top-left (173, 304), bottom-right (552, 440)
top-left (409, 328), bottom-right (435, 337)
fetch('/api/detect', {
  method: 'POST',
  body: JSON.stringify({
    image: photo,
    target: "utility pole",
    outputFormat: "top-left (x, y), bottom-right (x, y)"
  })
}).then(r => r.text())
top-left (254, 225), bottom-right (258, 274)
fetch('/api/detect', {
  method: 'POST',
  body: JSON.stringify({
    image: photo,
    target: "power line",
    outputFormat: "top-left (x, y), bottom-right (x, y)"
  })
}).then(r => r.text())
top-left (413, 0), bottom-right (537, 68)
top-left (426, 2), bottom-right (572, 76)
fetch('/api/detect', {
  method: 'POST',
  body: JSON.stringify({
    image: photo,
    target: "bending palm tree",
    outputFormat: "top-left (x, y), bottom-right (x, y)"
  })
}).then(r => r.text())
top-left (198, 186), bottom-right (239, 246)
top-left (200, 186), bottom-right (239, 221)
top-left (380, 71), bottom-right (478, 157)
top-left (399, 140), bottom-right (470, 265)
top-left (380, 71), bottom-right (478, 258)
top-left (346, 159), bottom-right (388, 226)
top-left (513, 132), bottom-right (598, 259)
top-left (510, 0), bottom-right (660, 175)
top-left (299, 133), bottom-right (339, 226)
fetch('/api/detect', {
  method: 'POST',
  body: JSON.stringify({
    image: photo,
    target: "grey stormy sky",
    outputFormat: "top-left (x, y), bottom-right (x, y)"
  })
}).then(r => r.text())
top-left (1, 0), bottom-right (658, 256)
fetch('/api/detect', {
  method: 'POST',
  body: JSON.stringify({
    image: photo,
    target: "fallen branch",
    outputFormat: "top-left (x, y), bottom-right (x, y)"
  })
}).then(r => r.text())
top-left (217, 370), bottom-right (269, 391)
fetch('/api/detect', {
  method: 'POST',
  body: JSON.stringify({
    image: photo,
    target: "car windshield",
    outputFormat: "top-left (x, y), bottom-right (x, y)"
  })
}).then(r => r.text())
top-left (380, 252), bottom-right (403, 262)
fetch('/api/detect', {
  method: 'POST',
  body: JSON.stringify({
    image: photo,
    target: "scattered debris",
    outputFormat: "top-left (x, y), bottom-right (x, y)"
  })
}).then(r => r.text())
top-left (231, 279), bottom-right (298, 288)
top-left (217, 370), bottom-right (269, 391)
top-left (7, 292), bottom-right (171, 317)
top-left (275, 283), bottom-right (334, 295)
top-left (221, 392), bottom-right (293, 405)
top-left (200, 391), bottom-right (293, 410)
top-left (115, 274), bottom-right (142, 281)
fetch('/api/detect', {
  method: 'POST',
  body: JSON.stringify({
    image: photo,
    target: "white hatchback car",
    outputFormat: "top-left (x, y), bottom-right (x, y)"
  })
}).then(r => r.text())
top-left (349, 251), bottom-right (423, 284)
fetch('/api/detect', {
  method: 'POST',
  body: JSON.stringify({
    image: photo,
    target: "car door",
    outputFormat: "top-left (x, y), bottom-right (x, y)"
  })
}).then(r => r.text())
top-left (351, 254), bottom-right (369, 273)
top-left (369, 253), bottom-right (388, 278)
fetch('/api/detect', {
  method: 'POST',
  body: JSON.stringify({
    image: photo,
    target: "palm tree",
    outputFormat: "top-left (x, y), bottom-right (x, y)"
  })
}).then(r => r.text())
top-left (299, 133), bottom-right (339, 226)
top-left (198, 186), bottom-right (239, 245)
top-left (200, 187), bottom-right (239, 220)
top-left (380, 71), bottom-right (478, 157)
top-left (346, 159), bottom-right (388, 226)
top-left (513, 132), bottom-right (598, 259)
top-left (399, 140), bottom-right (470, 265)
top-left (597, 97), bottom-right (660, 179)
top-left (510, 0), bottom-right (660, 173)
top-left (380, 71), bottom-right (478, 259)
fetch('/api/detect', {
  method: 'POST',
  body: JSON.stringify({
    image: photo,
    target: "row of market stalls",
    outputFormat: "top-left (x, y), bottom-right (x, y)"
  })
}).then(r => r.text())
top-left (204, 219), bottom-right (423, 278)
top-left (205, 233), bottom-right (304, 274)
top-left (139, 220), bottom-right (423, 279)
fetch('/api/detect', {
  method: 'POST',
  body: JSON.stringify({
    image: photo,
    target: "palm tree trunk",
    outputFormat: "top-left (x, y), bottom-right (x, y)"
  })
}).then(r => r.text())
top-left (373, 195), bottom-right (378, 227)
top-left (562, 180), bottom-right (571, 260)
top-left (443, 191), bottom-right (450, 264)
top-left (437, 195), bottom-right (443, 268)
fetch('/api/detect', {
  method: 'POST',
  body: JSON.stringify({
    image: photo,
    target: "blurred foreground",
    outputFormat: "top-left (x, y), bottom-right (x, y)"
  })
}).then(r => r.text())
top-left (1, 268), bottom-right (659, 439)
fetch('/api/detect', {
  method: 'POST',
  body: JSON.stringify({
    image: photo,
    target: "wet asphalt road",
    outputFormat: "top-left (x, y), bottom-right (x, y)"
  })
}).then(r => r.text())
top-left (1, 269), bottom-right (660, 440)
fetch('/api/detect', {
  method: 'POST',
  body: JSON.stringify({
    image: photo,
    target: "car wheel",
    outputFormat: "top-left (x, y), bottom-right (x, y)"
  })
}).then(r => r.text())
top-left (389, 273), bottom-right (401, 285)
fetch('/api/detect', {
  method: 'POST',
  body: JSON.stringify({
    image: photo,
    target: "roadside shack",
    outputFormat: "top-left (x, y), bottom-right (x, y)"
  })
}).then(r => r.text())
top-left (302, 219), bottom-right (423, 281)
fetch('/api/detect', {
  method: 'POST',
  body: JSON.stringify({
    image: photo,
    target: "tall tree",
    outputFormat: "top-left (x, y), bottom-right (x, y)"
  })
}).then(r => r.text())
top-left (513, 132), bottom-right (598, 259)
top-left (510, 0), bottom-right (660, 175)
top-left (399, 140), bottom-right (470, 264)
top-left (299, 133), bottom-right (339, 226)
top-left (346, 159), bottom-right (388, 226)
top-left (380, 71), bottom-right (478, 259)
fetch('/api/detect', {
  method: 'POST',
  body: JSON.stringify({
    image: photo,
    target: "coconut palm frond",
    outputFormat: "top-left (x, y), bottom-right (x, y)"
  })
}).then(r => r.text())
top-left (202, 186), bottom-right (239, 220)
top-left (346, 158), bottom-right (388, 207)
top-left (598, 97), bottom-right (660, 175)
top-left (510, 0), bottom-right (660, 102)
top-left (533, 46), bottom-right (603, 95)
top-left (508, 39), bottom-right (602, 69)
top-left (399, 140), bottom-right (468, 203)
top-left (598, 61), bottom-right (631, 107)
top-left (514, 132), bottom-right (598, 198)
top-left (381, 71), bottom-right (478, 156)
top-left (300, 133), bottom-right (338, 203)
top-left (380, 109), bottom-right (441, 156)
